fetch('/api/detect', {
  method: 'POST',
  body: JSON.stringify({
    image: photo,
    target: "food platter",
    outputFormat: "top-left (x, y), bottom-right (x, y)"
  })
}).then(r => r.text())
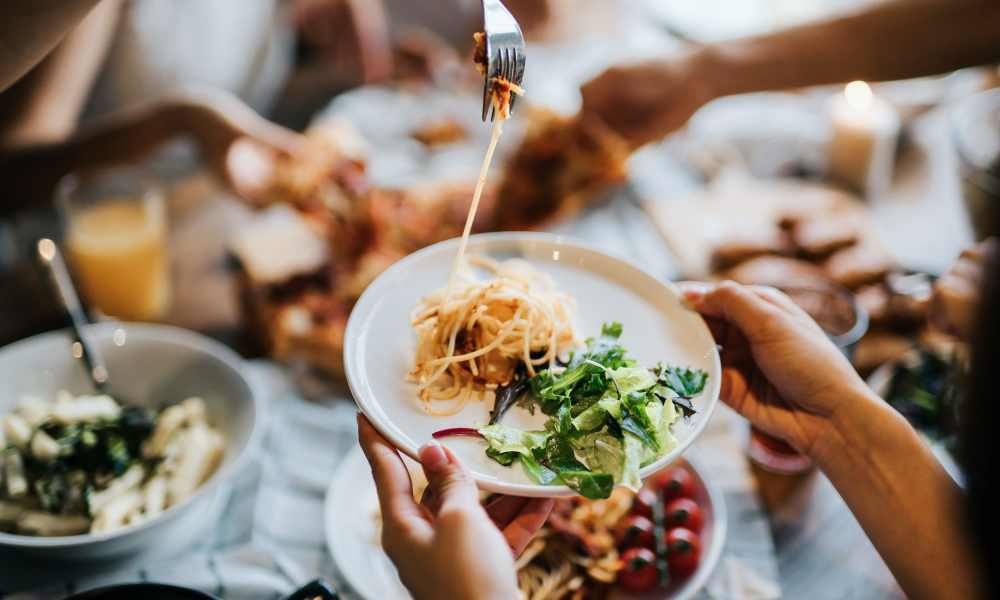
top-left (324, 446), bottom-right (727, 600)
top-left (344, 232), bottom-right (721, 497)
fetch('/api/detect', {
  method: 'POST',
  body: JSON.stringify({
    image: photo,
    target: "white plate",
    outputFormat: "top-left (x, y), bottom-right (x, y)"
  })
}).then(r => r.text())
top-left (344, 232), bottom-right (722, 497)
top-left (324, 446), bottom-right (727, 600)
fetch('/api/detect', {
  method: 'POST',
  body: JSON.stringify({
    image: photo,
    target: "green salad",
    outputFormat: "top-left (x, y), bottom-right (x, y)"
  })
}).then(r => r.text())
top-left (441, 323), bottom-right (708, 500)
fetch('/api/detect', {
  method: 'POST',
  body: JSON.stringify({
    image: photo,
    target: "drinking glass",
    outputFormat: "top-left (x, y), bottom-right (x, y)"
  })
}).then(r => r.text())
top-left (57, 167), bottom-right (170, 321)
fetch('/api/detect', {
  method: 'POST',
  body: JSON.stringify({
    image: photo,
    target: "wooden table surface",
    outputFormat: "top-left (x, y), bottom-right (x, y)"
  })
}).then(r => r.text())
top-left (156, 68), bottom-right (975, 600)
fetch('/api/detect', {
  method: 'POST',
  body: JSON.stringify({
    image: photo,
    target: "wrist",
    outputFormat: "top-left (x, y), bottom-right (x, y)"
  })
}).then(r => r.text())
top-left (680, 46), bottom-right (724, 107)
top-left (809, 383), bottom-right (901, 469)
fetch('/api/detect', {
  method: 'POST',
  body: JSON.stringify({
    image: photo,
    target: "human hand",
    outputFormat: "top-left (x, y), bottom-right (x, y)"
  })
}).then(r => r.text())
top-left (358, 415), bottom-right (553, 600)
top-left (292, 0), bottom-right (392, 84)
top-left (580, 52), bottom-right (715, 150)
top-left (175, 88), bottom-right (305, 204)
top-left (679, 281), bottom-right (874, 456)
top-left (931, 238), bottom-right (996, 341)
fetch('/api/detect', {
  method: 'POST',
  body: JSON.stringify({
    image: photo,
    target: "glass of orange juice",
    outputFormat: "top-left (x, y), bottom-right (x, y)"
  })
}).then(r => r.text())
top-left (57, 168), bottom-right (170, 321)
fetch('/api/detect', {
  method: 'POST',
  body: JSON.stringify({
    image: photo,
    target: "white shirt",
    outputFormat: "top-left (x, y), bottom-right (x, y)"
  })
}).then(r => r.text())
top-left (85, 0), bottom-right (294, 119)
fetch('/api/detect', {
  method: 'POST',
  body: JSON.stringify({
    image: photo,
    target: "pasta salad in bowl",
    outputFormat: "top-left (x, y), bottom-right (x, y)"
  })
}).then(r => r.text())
top-left (1, 393), bottom-right (224, 537)
top-left (0, 323), bottom-right (260, 560)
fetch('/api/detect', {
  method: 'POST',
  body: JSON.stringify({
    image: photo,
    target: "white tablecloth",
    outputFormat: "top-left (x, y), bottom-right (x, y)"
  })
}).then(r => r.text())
top-left (3, 364), bottom-right (780, 599)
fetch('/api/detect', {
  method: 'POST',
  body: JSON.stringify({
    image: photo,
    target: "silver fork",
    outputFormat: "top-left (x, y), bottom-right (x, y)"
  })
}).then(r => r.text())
top-left (481, 0), bottom-right (526, 121)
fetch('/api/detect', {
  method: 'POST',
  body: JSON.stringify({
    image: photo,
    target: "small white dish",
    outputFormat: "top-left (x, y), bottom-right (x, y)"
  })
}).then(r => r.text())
top-left (344, 232), bottom-right (721, 497)
top-left (324, 446), bottom-right (727, 600)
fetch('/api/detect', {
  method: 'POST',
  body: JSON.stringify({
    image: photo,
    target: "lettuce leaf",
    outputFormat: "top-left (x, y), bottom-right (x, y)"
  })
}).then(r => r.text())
top-left (573, 432), bottom-right (624, 481)
top-left (477, 324), bottom-right (707, 500)
top-left (608, 366), bottom-right (656, 395)
top-left (479, 424), bottom-right (548, 456)
top-left (557, 470), bottom-right (614, 499)
top-left (521, 455), bottom-right (558, 485)
top-left (621, 433), bottom-right (644, 491)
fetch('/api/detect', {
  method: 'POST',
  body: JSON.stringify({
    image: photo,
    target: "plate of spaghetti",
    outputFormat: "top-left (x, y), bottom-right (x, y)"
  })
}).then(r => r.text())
top-left (344, 232), bottom-right (721, 497)
top-left (325, 446), bottom-right (727, 600)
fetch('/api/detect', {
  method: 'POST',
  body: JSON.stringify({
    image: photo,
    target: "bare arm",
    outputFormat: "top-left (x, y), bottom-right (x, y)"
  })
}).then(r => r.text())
top-left (0, 99), bottom-right (191, 215)
top-left (680, 282), bottom-right (983, 599)
top-left (700, 0), bottom-right (1000, 98)
top-left (0, 0), bottom-right (102, 91)
top-left (818, 388), bottom-right (980, 600)
top-left (0, 0), bottom-right (120, 146)
top-left (583, 0), bottom-right (1000, 148)
top-left (0, 90), bottom-right (303, 216)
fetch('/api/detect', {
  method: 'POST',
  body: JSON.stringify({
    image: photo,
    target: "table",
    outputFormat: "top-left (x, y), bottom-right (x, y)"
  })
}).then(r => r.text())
top-left (157, 10), bottom-right (972, 597)
top-left (160, 122), bottom-right (960, 597)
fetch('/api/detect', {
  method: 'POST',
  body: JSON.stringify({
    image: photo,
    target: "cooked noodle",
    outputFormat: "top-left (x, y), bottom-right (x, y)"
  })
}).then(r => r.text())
top-left (409, 58), bottom-right (551, 415)
top-left (410, 256), bottom-right (577, 414)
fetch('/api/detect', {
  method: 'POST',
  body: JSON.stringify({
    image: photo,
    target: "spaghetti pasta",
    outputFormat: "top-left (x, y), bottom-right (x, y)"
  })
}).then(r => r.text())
top-left (409, 256), bottom-right (577, 415)
top-left (408, 39), bottom-right (543, 415)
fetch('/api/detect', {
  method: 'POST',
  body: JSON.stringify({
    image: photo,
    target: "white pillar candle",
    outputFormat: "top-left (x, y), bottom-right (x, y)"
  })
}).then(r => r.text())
top-left (828, 81), bottom-right (901, 198)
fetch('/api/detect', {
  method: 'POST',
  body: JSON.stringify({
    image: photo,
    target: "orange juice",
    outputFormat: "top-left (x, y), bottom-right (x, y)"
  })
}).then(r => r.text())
top-left (65, 198), bottom-right (169, 320)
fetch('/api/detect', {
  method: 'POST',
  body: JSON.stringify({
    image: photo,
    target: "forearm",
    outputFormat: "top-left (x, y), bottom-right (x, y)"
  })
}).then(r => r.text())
top-left (695, 0), bottom-right (1000, 100)
top-left (0, 100), bottom-right (193, 215)
top-left (813, 387), bottom-right (982, 600)
top-left (0, 0), bottom-right (102, 91)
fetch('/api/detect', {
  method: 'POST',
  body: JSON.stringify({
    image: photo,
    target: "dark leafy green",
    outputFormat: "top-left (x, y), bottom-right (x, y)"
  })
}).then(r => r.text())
top-left (479, 323), bottom-right (709, 499)
top-left (485, 447), bottom-right (518, 466)
top-left (658, 365), bottom-right (708, 398)
top-left (884, 349), bottom-right (962, 441)
top-left (489, 369), bottom-right (530, 425)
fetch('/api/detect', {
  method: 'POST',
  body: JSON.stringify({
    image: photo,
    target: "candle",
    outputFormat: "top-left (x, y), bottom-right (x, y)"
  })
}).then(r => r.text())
top-left (828, 81), bottom-right (901, 198)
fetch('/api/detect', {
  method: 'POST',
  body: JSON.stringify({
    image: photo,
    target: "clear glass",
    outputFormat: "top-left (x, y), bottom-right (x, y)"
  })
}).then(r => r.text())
top-left (57, 167), bottom-right (170, 321)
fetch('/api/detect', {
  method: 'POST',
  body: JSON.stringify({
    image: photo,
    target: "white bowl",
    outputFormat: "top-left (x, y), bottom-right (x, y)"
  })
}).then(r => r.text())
top-left (344, 232), bottom-right (721, 497)
top-left (0, 323), bottom-right (261, 560)
top-left (324, 447), bottom-right (727, 600)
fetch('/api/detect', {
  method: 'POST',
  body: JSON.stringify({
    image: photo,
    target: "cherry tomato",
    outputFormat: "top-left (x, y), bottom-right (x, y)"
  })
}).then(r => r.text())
top-left (630, 487), bottom-right (657, 519)
top-left (615, 515), bottom-right (655, 550)
top-left (651, 466), bottom-right (695, 502)
top-left (664, 497), bottom-right (704, 533)
top-left (666, 527), bottom-right (702, 578)
top-left (619, 547), bottom-right (659, 594)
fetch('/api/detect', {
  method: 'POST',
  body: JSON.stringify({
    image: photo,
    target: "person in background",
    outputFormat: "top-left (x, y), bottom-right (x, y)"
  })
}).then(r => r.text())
top-left (0, 0), bottom-right (393, 212)
top-left (931, 238), bottom-right (996, 340)
top-left (581, 0), bottom-right (1000, 150)
top-left (0, 0), bottom-right (389, 344)
top-left (0, 1), bottom-right (104, 92)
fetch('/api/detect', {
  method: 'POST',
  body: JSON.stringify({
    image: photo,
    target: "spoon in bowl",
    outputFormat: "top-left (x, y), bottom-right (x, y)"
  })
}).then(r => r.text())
top-left (36, 238), bottom-right (111, 395)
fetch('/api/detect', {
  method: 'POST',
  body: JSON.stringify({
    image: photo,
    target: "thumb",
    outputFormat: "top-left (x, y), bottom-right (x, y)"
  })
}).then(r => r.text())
top-left (418, 441), bottom-right (479, 514)
top-left (225, 138), bottom-right (278, 204)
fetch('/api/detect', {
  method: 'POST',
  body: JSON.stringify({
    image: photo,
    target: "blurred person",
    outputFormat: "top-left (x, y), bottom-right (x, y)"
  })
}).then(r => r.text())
top-left (931, 238), bottom-right (997, 340)
top-left (0, 0), bottom-right (103, 92)
top-left (0, 0), bottom-right (391, 345)
top-left (0, 0), bottom-right (395, 211)
top-left (582, 0), bottom-right (1000, 150)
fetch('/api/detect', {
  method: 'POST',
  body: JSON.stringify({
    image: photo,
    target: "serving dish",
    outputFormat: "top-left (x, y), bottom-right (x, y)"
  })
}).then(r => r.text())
top-left (0, 323), bottom-right (261, 560)
top-left (344, 232), bottom-right (721, 497)
top-left (324, 446), bottom-right (726, 600)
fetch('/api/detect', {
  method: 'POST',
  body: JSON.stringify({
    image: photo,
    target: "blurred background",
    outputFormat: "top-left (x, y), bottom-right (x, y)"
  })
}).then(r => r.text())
top-left (1, 0), bottom-right (997, 598)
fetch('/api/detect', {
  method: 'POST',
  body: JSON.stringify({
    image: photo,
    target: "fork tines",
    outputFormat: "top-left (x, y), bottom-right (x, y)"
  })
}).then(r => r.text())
top-left (483, 47), bottom-right (525, 122)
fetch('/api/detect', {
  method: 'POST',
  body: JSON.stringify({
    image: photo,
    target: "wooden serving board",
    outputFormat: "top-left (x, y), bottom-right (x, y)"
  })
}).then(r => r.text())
top-left (639, 174), bottom-right (886, 278)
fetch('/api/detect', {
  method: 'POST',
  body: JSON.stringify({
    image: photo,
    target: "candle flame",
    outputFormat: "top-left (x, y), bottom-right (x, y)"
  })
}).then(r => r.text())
top-left (845, 81), bottom-right (873, 111)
